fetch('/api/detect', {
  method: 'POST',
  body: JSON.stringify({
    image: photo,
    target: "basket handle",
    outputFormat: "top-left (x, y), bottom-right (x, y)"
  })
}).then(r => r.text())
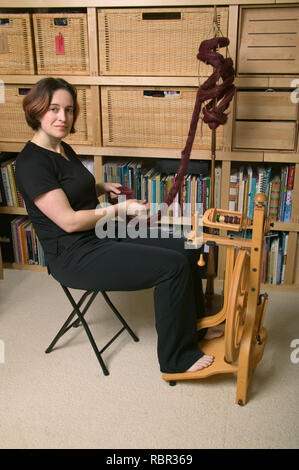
top-left (142, 12), bottom-right (181, 21)
top-left (0, 18), bottom-right (10, 25)
top-left (143, 90), bottom-right (181, 99)
top-left (54, 18), bottom-right (68, 26)
top-left (18, 88), bottom-right (31, 96)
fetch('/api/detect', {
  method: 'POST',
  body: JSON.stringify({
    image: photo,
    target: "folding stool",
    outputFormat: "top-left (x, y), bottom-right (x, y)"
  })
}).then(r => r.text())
top-left (45, 284), bottom-right (139, 375)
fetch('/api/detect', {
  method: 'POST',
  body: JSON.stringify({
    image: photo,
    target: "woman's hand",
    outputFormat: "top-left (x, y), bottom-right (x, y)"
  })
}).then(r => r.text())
top-left (102, 182), bottom-right (122, 201)
top-left (117, 198), bottom-right (149, 217)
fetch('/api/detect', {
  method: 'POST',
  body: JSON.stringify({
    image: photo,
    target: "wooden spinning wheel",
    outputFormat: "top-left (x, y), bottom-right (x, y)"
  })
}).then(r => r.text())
top-left (162, 194), bottom-right (269, 405)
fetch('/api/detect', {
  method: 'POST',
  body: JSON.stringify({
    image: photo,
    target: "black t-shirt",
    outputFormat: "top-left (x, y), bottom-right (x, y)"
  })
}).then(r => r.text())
top-left (15, 140), bottom-right (99, 257)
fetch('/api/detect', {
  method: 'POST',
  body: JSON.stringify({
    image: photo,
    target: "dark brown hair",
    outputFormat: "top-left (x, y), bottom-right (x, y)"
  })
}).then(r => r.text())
top-left (23, 77), bottom-right (79, 134)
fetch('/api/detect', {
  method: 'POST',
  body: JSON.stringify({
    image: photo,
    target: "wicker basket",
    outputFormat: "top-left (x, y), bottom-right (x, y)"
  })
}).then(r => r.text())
top-left (0, 85), bottom-right (94, 145)
top-left (98, 7), bottom-right (228, 76)
top-left (33, 13), bottom-right (89, 75)
top-left (0, 85), bottom-right (34, 141)
top-left (101, 86), bottom-right (223, 149)
top-left (0, 13), bottom-right (35, 74)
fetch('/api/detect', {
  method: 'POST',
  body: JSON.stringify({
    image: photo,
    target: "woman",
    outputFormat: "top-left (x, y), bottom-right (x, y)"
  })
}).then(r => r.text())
top-left (15, 77), bottom-right (219, 374)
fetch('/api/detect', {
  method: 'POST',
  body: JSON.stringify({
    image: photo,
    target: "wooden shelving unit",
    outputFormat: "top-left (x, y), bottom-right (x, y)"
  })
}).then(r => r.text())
top-left (0, 0), bottom-right (298, 289)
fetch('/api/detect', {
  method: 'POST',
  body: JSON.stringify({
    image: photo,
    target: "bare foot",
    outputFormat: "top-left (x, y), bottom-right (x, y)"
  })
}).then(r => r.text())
top-left (204, 326), bottom-right (224, 340)
top-left (187, 354), bottom-right (214, 372)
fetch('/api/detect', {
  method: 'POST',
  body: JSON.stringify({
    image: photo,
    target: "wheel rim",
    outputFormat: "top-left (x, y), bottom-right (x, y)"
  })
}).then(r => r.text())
top-left (224, 249), bottom-right (249, 363)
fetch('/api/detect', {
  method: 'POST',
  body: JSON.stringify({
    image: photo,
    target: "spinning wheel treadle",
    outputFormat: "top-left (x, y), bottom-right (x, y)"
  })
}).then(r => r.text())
top-left (224, 249), bottom-right (249, 363)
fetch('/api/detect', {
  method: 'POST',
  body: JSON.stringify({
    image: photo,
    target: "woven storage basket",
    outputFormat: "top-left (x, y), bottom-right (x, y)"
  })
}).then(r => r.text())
top-left (33, 13), bottom-right (89, 75)
top-left (101, 86), bottom-right (223, 149)
top-left (0, 13), bottom-right (35, 74)
top-left (98, 7), bottom-right (228, 76)
top-left (0, 85), bottom-right (94, 145)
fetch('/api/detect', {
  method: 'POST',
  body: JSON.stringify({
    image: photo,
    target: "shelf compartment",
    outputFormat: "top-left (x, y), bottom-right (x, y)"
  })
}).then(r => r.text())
top-left (0, 85), bottom-right (95, 145)
top-left (0, 13), bottom-right (35, 75)
top-left (233, 90), bottom-right (298, 151)
top-left (101, 86), bottom-right (223, 149)
top-left (32, 13), bottom-right (89, 75)
top-left (238, 6), bottom-right (299, 75)
top-left (98, 7), bottom-right (228, 76)
top-left (235, 91), bottom-right (298, 121)
top-left (233, 121), bottom-right (296, 151)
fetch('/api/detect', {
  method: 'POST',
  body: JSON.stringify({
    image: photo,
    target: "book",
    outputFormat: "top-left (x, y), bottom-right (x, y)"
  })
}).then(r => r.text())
top-left (237, 166), bottom-right (244, 212)
top-left (246, 166), bottom-right (253, 217)
top-left (284, 190), bottom-right (292, 222)
top-left (268, 174), bottom-right (281, 221)
top-left (265, 167), bottom-right (272, 198)
top-left (11, 216), bottom-right (28, 263)
top-left (229, 170), bottom-right (239, 212)
top-left (281, 232), bottom-right (289, 284)
top-left (276, 239), bottom-right (283, 284)
top-left (279, 166), bottom-right (288, 221)
top-left (257, 166), bottom-right (267, 195)
top-left (243, 176), bottom-right (249, 216)
top-left (214, 165), bottom-right (221, 209)
top-left (287, 165), bottom-right (295, 190)
top-left (6, 161), bottom-right (18, 206)
top-left (270, 236), bottom-right (279, 284)
top-left (1, 163), bottom-right (13, 206)
top-left (248, 170), bottom-right (256, 220)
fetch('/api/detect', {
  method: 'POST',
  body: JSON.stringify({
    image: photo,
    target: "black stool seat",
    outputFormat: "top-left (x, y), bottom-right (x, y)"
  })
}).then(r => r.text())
top-left (45, 284), bottom-right (139, 375)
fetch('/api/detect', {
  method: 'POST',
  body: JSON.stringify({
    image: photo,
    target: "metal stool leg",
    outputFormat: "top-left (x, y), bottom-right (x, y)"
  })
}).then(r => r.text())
top-left (59, 286), bottom-right (109, 375)
top-left (45, 290), bottom-right (97, 353)
top-left (46, 285), bottom-right (139, 376)
top-left (101, 291), bottom-right (139, 343)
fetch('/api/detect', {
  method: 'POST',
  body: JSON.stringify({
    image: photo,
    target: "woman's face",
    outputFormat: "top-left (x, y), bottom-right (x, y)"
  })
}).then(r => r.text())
top-left (39, 89), bottom-right (74, 140)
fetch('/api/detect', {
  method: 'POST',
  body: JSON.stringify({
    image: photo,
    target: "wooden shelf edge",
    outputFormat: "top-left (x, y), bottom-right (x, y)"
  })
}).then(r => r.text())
top-left (3, 262), bottom-right (47, 272)
top-left (0, 206), bottom-right (27, 215)
top-left (204, 278), bottom-right (299, 291)
top-left (0, 1), bottom-right (277, 11)
top-left (272, 222), bottom-right (299, 232)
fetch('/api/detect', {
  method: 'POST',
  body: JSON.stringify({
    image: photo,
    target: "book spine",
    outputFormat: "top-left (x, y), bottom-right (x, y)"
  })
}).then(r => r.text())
top-left (283, 190), bottom-right (292, 222)
top-left (287, 165), bottom-right (295, 190)
top-left (1, 166), bottom-right (13, 206)
top-left (7, 162), bottom-right (18, 206)
top-left (10, 218), bottom-right (19, 263)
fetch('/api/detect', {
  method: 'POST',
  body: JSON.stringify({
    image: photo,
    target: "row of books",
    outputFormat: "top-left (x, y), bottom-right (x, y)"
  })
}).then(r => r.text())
top-left (102, 159), bottom-right (222, 216)
top-left (261, 231), bottom-right (289, 285)
top-left (231, 230), bottom-right (289, 285)
top-left (0, 157), bottom-right (25, 207)
top-left (229, 164), bottom-right (295, 222)
top-left (0, 153), bottom-right (295, 223)
top-left (10, 216), bottom-right (46, 266)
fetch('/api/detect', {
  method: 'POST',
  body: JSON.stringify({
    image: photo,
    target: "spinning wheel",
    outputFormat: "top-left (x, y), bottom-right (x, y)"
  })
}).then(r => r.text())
top-left (224, 249), bottom-right (249, 363)
top-left (162, 194), bottom-right (269, 405)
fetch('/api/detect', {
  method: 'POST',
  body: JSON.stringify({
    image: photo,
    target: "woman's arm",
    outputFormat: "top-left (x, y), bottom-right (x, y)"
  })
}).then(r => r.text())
top-left (34, 188), bottom-right (147, 233)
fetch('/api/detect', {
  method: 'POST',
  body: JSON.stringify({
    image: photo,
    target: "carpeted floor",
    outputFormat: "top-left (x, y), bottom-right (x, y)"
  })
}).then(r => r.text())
top-left (0, 269), bottom-right (298, 449)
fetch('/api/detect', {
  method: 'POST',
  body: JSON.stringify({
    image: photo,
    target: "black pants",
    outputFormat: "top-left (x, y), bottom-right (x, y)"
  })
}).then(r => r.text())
top-left (47, 228), bottom-right (206, 373)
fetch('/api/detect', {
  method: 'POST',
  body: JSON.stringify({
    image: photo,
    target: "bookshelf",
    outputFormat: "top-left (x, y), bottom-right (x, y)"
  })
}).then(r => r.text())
top-left (0, 1), bottom-right (299, 289)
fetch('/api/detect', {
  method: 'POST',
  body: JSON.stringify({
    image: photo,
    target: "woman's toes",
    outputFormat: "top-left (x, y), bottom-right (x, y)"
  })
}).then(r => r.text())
top-left (187, 354), bottom-right (214, 372)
